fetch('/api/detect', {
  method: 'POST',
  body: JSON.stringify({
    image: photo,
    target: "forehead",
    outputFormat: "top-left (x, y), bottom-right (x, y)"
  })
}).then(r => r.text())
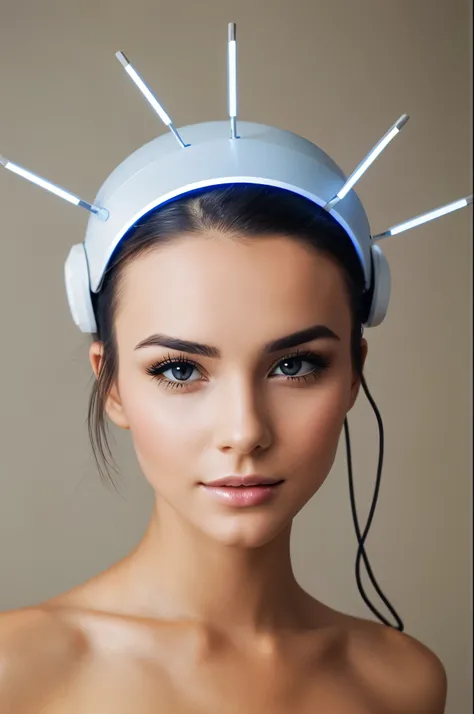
top-left (114, 233), bottom-right (352, 350)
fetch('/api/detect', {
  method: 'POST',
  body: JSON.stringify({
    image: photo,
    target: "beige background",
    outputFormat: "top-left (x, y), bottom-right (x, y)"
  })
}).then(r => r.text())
top-left (0, 0), bottom-right (472, 711)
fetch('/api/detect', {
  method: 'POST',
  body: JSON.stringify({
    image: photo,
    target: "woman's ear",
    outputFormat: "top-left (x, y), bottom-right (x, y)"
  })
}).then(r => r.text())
top-left (89, 340), bottom-right (104, 381)
top-left (349, 337), bottom-right (368, 411)
top-left (89, 341), bottom-right (130, 430)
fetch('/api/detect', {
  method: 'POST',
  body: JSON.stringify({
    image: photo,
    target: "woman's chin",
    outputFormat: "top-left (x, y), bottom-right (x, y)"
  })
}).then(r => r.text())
top-left (196, 512), bottom-right (293, 548)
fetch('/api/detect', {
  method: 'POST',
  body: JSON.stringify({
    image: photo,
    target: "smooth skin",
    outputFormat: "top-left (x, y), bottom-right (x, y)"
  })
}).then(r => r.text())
top-left (0, 233), bottom-right (447, 712)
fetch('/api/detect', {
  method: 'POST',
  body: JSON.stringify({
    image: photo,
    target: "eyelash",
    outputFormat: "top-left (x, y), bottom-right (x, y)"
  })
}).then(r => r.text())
top-left (145, 348), bottom-right (331, 391)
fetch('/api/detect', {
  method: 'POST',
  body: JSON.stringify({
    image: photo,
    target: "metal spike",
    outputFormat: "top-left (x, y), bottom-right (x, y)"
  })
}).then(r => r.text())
top-left (374, 194), bottom-right (473, 240)
top-left (115, 51), bottom-right (188, 148)
top-left (0, 155), bottom-right (109, 220)
top-left (228, 23), bottom-right (239, 139)
top-left (325, 114), bottom-right (409, 211)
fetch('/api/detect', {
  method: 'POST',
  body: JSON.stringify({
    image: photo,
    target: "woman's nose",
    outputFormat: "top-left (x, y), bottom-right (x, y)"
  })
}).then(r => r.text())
top-left (214, 378), bottom-right (272, 455)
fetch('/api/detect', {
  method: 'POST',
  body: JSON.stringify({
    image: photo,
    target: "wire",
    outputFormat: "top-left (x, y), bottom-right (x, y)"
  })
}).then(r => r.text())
top-left (344, 372), bottom-right (404, 631)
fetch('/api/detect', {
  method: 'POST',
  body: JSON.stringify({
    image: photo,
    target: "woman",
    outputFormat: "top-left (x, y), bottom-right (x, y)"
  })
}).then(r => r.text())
top-left (0, 184), bottom-right (447, 712)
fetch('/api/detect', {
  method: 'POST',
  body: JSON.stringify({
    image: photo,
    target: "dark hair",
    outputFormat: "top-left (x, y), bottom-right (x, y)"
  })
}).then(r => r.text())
top-left (88, 184), bottom-right (367, 489)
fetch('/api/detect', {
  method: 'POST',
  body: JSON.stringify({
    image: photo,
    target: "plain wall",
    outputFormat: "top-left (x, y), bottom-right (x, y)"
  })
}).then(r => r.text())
top-left (0, 0), bottom-right (472, 711)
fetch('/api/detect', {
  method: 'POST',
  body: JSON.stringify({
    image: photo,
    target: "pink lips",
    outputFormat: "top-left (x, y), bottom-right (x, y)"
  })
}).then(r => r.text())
top-left (203, 475), bottom-right (283, 487)
top-left (200, 476), bottom-right (284, 507)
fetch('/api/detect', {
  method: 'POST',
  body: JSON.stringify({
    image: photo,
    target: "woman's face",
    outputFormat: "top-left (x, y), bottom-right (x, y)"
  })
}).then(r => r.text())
top-left (90, 233), bottom-right (367, 547)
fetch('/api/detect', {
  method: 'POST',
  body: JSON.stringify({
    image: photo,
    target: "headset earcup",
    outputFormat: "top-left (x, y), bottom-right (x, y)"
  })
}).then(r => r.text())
top-left (64, 244), bottom-right (97, 334)
top-left (364, 243), bottom-right (391, 328)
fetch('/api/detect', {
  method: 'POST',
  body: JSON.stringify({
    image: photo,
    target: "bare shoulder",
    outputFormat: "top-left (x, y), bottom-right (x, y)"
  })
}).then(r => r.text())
top-left (343, 614), bottom-right (448, 713)
top-left (0, 606), bottom-right (88, 712)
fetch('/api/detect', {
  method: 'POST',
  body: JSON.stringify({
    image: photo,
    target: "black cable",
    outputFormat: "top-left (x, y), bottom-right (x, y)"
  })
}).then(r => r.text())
top-left (344, 372), bottom-right (404, 631)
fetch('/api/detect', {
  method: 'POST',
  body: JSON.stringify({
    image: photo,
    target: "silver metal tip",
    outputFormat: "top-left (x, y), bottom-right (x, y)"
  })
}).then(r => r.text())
top-left (397, 113), bottom-right (410, 129)
top-left (0, 155), bottom-right (8, 167)
top-left (115, 51), bottom-right (130, 67)
top-left (228, 23), bottom-right (236, 41)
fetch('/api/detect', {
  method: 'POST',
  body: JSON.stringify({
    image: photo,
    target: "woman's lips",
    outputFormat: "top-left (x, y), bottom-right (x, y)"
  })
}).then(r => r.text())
top-left (200, 482), bottom-right (283, 507)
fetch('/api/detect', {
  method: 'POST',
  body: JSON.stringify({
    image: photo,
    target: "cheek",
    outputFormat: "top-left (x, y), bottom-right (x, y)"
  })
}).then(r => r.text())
top-left (120, 382), bottom-right (204, 489)
top-left (279, 380), bottom-right (349, 478)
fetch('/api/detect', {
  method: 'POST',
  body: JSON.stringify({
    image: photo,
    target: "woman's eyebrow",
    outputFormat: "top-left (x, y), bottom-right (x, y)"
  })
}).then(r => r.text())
top-left (134, 323), bottom-right (340, 358)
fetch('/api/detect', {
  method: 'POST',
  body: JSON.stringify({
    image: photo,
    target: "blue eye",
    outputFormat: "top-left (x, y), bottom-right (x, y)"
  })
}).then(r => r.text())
top-left (145, 349), bottom-right (332, 391)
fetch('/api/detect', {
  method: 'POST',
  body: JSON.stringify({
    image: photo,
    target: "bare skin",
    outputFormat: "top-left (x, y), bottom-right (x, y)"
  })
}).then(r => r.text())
top-left (0, 233), bottom-right (447, 712)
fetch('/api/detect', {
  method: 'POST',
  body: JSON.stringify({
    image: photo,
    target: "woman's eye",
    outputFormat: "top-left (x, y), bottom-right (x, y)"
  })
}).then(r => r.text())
top-left (146, 351), bottom-right (331, 391)
top-left (159, 362), bottom-right (199, 384)
top-left (272, 356), bottom-right (322, 378)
